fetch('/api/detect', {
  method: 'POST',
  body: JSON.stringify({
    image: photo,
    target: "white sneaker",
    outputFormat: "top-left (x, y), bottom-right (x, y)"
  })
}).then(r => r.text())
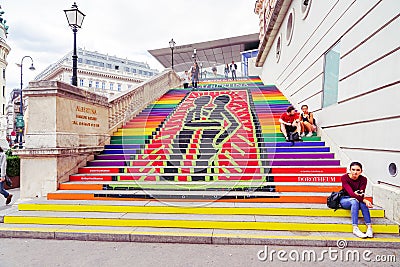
top-left (366, 227), bottom-right (373, 238)
top-left (353, 227), bottom-right (367, 238)
top-left (306, 132), bottom-right (313, 137)
top-left (300, 133), bottom-right (305, 137)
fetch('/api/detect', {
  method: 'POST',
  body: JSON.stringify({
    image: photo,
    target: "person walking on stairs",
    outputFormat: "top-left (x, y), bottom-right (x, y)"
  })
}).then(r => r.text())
top-left (340, 162), bottom-right (373, 238)
top-left (224, 64), bottom-right (230, 80)
top-left (230, 61), bottom-right (237, 80)
top-left (190, 62), bottom-right (200, 89)
top-left (0, 147), bottom-right (12, 205)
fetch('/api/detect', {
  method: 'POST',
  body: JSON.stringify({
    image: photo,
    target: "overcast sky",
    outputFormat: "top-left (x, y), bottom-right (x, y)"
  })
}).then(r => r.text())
top-left (1, 0), bottom-right (259, 96)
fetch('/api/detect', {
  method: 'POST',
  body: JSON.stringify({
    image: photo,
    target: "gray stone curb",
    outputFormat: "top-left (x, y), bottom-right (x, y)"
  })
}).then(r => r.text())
top-left (0, 229), bottom-right (399, 248)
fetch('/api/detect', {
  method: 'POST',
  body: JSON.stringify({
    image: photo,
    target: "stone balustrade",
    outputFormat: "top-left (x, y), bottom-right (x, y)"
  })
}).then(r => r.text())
top-left (14, 69), bottom-right (181, 199)
top-left (108, 69), bottom-right (181, 133)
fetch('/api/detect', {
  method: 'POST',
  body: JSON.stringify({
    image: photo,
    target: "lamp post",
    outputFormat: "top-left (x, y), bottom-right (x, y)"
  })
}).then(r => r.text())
top-left (169, 38), bottom-right (176, 70)
top-left (199, 62), bottom-right (203, 79)
top-left (16, 56), bottom-right (35, 149)
top-left (64, 2), bottom-right (85, 86)
top-left (192, 48), bottom-right (197, 63)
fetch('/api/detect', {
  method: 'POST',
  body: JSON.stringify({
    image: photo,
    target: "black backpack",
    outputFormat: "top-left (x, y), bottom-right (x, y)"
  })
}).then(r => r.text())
top-left (327, 190), bottom-right (344, 210)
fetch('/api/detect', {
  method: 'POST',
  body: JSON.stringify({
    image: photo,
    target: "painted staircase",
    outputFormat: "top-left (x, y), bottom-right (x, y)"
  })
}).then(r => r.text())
top-left (1, 77), bottom-right (399, 246)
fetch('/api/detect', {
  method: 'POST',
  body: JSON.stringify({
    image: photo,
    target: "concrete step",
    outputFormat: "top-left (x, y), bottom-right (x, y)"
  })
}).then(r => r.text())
top-left (3, 211), bottom-right (398, 234)
top-left (2, 224), bottom-right (398, 247)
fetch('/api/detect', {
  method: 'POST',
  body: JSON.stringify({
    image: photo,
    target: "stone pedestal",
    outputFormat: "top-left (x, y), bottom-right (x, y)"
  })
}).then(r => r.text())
top-left (373, 184), bottom-right (400, 224)
top-left (14, 81), bottom-right (110, 198)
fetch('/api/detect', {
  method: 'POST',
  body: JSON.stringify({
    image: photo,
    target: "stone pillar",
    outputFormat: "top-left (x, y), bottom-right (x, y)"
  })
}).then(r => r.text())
top-left (15, 81), bottom-right (110, 199)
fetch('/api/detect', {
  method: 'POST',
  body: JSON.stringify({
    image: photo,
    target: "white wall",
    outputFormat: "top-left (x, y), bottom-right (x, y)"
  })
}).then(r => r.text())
top-left (259, 0), bottom-right (400, 184)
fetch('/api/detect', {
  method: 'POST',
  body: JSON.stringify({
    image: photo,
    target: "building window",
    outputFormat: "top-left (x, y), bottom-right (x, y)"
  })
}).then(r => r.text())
top-left (78, 58), bottom-right (83, 63)
top-left (102, 82), bottom-right (106, 90)
top-left (79, 79), bottom-right (84, 87)
top-left (322, 42), bottom-right (341, 108)
top-left (117, 84), bottom-right (121, 91)
top-left (125, 67), bottom-right (130, 72)
top-left (2, 69), bottom-right (5, 79)
top-left (286, 10), bottom-right (294, 45)
top-left (89, 80), bottom-right (93, 87)
top-left (2, 86), bottom-right (5, 97)
top-left (276, 35), bottom-right (282, 62)
top-left (106, 64), bottom-right (112, 68)
top-left (131, 68), bottom-right (136, 73)
top-left (115, 66), bottom-right (119, 70)
top-left (138, 70), bottom-right (142, 75)
top-left (301, 0), bottom-right (312, 19)
top-left (95, 81), bottom-right (99, 88)
top-left (110, 83), bottom-right (114, 90)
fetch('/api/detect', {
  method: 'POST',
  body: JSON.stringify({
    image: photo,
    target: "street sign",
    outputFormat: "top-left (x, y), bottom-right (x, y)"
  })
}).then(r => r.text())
top-left (16, 115), bottom-right (25, 128)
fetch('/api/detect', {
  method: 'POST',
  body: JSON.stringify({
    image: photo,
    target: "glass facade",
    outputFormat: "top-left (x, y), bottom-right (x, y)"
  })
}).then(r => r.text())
top-left (322, 42), bottom-right (340, 108)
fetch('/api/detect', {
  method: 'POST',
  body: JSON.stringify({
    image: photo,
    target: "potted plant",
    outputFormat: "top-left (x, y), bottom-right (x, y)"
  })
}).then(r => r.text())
top-left (5, 149), bottom-right (20, 189)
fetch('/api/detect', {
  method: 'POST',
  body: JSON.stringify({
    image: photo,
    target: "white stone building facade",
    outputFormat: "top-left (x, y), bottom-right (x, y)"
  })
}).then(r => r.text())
top-left (0, 8), bottom-right (10, 143)
top-left (254, 0), bottom-right (400, 185)
top-left (35, 48), bottom-right (159, 98)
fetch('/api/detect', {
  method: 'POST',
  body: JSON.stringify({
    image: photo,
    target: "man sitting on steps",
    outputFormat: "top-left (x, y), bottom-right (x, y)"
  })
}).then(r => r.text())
top-left (279, 105), bottom-right (302, 142)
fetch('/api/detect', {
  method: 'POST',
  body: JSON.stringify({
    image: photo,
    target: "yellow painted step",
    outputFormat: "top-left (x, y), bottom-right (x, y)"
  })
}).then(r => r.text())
top-left (0, 226), bottom-right (399, 244)
top-left (18, 204), bottom-right (385, 218)
top-left (4, 216), bottom-right (398, 234)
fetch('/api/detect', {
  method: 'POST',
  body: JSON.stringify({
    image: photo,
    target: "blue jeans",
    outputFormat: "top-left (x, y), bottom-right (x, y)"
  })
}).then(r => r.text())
top-left (0, 181), bottom-right (9, 198)
top-left (340, 196), bottom-right (371, 225)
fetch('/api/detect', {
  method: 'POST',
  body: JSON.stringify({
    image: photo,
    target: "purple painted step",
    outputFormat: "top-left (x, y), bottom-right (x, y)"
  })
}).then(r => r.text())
top-left (95, 153), bottom-right (335, 161)
top-left (88, 159), bottom-right (340, 167)
top-left (270, 153), bottom-right (334, 159)
top-left (270, 160), bottom-right (340, 166)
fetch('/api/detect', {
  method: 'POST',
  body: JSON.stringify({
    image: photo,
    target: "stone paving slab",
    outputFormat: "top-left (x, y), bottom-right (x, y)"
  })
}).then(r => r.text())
top-left (0, 223), bottom-right (398, 248)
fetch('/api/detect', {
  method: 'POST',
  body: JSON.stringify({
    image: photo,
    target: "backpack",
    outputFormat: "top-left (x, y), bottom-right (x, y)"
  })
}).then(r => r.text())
top-left (288, 131), bottom-right (301, 146)
top-left (327, 190), bottom-right (344, 210)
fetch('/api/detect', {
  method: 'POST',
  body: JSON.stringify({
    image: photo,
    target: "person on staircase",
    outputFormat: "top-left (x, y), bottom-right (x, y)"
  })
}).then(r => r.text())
top-left (181, 70), bottom-right (190, 89)
top-left (299, 104), bottom-right (316, 137)
top-left (279, 105), bottom-right (302, 142)
top-left (190, 62), bottom-right (200, 88)
top-left (340, 162), bottom-right (373, 238)
top-left (230, 61), bottom-right (237, 80)
top-left (224, 64), bottom-right (230, 80)
top-left (0, 147), bottom-right (12, 205)
top-left (212, 64), bottom-right (218, 78)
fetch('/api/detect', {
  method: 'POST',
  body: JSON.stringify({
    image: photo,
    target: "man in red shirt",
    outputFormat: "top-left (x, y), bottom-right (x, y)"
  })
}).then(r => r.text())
top-left (279, 105), bottom-right (302, 141)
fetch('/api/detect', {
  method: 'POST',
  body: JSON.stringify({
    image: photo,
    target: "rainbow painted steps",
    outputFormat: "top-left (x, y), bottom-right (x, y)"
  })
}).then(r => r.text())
top-left (56, 80), bottom-right (347, 203)
top-left (3, 78), bottom-right (397, 245)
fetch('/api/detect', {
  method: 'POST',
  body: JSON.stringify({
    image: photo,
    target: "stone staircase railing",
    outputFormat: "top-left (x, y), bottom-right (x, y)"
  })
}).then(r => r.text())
top-left (108, 69), bottom-right (182, 134)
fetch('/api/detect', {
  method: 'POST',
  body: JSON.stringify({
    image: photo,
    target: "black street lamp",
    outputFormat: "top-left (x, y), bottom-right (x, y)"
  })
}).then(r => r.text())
top-left (16, 56), bottom-right (35, 149)
top-left (64, 2), bottom-right (85, 86)
top-left (169, 38), bottom-right (176, 70)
